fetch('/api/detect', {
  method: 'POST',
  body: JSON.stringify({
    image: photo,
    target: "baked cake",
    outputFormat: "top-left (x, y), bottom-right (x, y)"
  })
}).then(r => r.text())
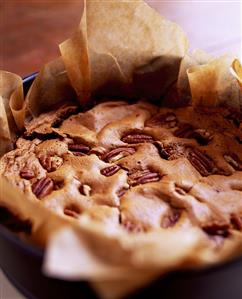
top-left (0, 100), bottom-right (242, 257)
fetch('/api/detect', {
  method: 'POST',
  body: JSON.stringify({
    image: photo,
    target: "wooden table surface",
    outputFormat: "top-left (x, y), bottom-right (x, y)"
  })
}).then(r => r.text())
top-left (1, 0), bottom-right (241, 77)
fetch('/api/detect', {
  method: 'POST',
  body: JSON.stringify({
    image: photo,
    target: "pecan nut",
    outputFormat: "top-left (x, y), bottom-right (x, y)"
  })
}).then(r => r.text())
top-left (224, 153), bottom-right (242, 171)
top-left (122, 133), bottom-right (154, 144)
top-left (32, 177), bottom-right (54, 199)
top-left (100, 165), bottom-right (121, 176)
top-left (202, 224), bottom-right (230, 237)
top-left (186, 148), bottom-right (218, 176)
top-left (64, 204), bottom-right (81, 219)
top-left (157, 142), bottom-right (185, 160)
top-left (174, 123), bottom-right (194, 138)
top-left (89, 146), bottom-right (106, 156)
top-left (175, 124), bottom-right (213, 145)
top-left (39, 155), bottom-right (63, 172)
top-left (145, 112), bottom-right (177, 128)
top-left (161, 210), bottom-right (180, 228)
top-left (128, 169), bottom-right (160, 186)
top-left (68, 143), bottom-right (90, 156)
top-left (20, 169), bottom-right (35, 180)
top-left (174, 186), bottom-right (187, 196)
top-left (101, 147), bottom-right (135, 162)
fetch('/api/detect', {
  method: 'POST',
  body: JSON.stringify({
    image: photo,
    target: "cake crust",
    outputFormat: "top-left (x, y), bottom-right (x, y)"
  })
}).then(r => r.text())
top-left (0, 100), bottom-right (242, 266)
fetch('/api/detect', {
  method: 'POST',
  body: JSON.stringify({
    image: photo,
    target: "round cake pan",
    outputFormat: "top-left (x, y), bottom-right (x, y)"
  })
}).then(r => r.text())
top-left (0, 73), bottom-right (241, 299)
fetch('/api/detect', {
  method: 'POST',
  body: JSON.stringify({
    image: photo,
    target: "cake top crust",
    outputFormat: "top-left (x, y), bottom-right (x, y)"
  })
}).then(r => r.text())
top-left (0, 100), bottom-right (242, 263)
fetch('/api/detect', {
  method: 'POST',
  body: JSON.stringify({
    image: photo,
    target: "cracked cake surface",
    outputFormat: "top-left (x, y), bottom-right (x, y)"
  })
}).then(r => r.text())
top-left (0, 100), bottom-right (242, 262)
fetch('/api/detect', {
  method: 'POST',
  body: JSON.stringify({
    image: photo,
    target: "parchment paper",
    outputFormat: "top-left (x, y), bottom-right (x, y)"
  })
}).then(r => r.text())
top-left (60, 0), bottom-right (188, 102)
top-left (0, 71), bottom-right (24, 156)
top-left (0, 0), bottom-right (242, 298)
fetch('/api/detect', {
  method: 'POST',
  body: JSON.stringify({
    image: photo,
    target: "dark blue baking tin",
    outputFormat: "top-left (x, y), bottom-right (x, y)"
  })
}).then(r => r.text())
top-left (0, 73), bottom-right (242, 299)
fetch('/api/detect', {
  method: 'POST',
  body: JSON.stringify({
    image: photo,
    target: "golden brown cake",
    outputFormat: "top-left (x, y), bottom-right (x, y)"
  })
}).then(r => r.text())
top-left (0, 100), bottom-right (242, 254)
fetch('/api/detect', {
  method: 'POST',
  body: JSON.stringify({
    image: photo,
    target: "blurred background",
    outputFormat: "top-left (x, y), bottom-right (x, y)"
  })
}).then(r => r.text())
top-left (0, 0), bottom-right (241, 77)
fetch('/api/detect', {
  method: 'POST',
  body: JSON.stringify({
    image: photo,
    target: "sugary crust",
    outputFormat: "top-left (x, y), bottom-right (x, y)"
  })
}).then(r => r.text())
top-left (0, 100), bottom-right (242, 263)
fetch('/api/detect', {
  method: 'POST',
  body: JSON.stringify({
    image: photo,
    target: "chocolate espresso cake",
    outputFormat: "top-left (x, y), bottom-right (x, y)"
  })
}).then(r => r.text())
top-left (0, 100), bottom-right (242, 256)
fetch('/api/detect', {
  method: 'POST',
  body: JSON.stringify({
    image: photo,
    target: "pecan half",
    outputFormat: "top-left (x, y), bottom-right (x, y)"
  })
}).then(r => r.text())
top-left (225, 111), bottom-right (242, 128)
top-left (89, 146), bottom-right (106, 156)
top-left (20, 169), bottom-right (35, 180)
top-left (39, 155), bottom-right (63, 172)
top-left (68, 143), bottom-right (90, 156)
top-left (128, 169), bottom-right (160, 186)
top-left (32, 177), bottom-right (54, 199)
top-left (145, 112), bottom-right (177, 128)
top-left (102, 147), bottom-right (135, 162)
top-left (186, 148), bottom-right (217, 176)
top-left (174, 186), bottom-right (187, 196)
top-left (100, 165), bottom-right (121, 176)
top-left (122, 133), bottom-right (154, 144)
top-left (157, 142), bottom-right (185, 160)
top-left (64, 204), bottom-right (81, 219)
top-left (224, 153), bottom-right (242, 171)
top-left (203, 224), bottom-right (230, 237)
top-left (174, 123), bottom-right (194, 138)
top-left (161, 210), bottom-right (180, 228)
top-left (175, 124), bottom-right (213, 145)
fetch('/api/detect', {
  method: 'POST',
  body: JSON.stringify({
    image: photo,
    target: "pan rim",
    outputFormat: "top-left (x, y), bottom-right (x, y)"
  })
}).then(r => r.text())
top-left (0, 72), bottom-right (241, 277)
